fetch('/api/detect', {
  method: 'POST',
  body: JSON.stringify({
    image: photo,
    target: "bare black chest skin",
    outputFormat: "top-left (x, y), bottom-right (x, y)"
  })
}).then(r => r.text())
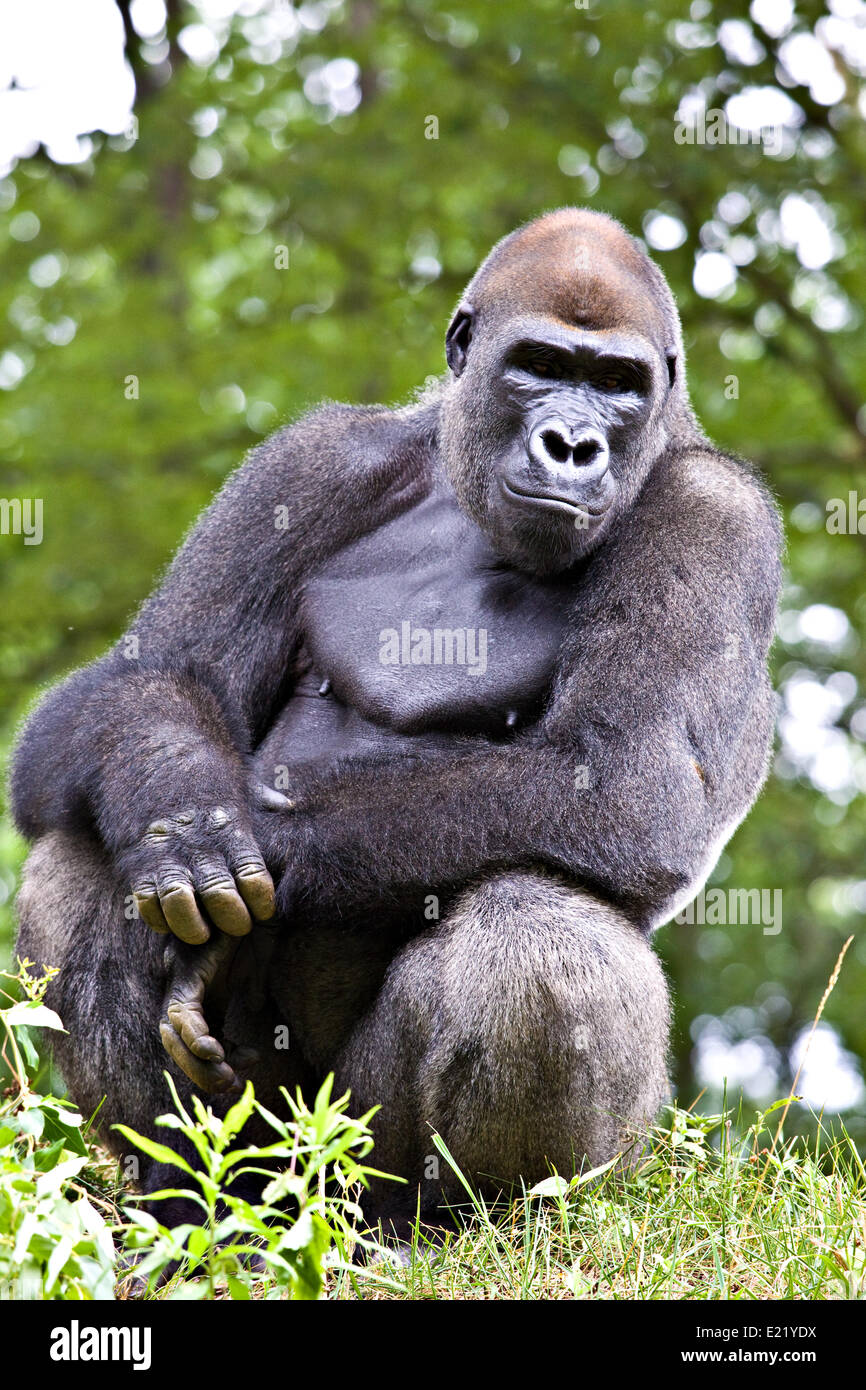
top-left (254, 484), bottom-right (578, 776)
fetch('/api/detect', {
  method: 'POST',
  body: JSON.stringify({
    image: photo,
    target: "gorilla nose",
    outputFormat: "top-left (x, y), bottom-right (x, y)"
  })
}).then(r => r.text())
top-left (529, 422), bottom-right (608, 472)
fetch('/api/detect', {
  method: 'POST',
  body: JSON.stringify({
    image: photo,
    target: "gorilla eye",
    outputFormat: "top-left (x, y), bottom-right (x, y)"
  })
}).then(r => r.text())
top-left (595, 371), bottom-right (628, 392)
top-left (592, 362), bottom-right (645, 393)
top-left (529, 354), bottom-right (567, 380)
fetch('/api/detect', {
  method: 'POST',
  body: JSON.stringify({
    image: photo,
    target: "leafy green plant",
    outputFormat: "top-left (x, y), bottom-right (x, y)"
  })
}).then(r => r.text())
top-left (0, 961), bottom-right (115, 1300)
top-left (117, 1073), bottom-right (394, 1300)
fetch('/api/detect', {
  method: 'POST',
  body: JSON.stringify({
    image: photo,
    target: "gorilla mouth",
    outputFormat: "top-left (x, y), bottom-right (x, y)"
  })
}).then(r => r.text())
top-left (500, 479), bottom-right (609, 519)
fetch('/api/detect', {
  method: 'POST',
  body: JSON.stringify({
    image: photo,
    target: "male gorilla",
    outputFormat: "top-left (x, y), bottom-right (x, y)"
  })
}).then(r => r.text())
top-left (13, 208), bottom-right (781, 1232)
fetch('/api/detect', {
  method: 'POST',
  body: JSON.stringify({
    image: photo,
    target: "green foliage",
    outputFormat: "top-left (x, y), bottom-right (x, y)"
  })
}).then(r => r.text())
top-left (118, 1073), bottom-right (390, 1300)
top-left (1, 963), bottom-right (394, 1301)
top-left (0, 963), bottom-right (115, 1300)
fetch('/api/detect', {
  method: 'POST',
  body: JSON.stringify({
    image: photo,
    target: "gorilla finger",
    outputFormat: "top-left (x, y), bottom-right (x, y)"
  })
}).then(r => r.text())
top-left (198, 882), bottom-right (253, 937)
top-left (164, 932), bottom-right (237, 1005)
top-left (157, 881), bottom-right (211, 945)
top-left (159, 1022), bottom-right (237, 1094)
top-left (233, 860), bottom-right (276, 921)
top-left (166, 1000), bottom-right (226, 1061)
top-left (196, 928), bottom-right (240, 981)
top-left (133, 888), bottom-right (170, 934)
top-left (251, 780), bottom-right (295, 812)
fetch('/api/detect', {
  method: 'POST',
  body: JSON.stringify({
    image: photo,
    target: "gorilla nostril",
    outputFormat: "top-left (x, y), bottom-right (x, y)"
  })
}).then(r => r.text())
top-left (541, 429), bottom-right (571, 464)
top-left (572, 438), bottom-right (600, 465)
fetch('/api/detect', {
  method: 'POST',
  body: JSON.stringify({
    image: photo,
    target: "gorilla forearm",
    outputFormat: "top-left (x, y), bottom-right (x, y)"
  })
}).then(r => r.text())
top-left (11, 658), bottom-right (282, 944)
top-left (11, 661), bottom-right (110, 840)
top-left (13, 405), bottom-right (432, 852)
top-left (266, 730), bottom-right (714, 924)
top-left (12, 659), bottom-right (248, 847)
top-left (93, 670), bottom-right (252, 852)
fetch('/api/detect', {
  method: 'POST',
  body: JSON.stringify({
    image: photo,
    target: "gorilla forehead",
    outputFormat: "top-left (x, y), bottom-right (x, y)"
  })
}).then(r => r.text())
top-left (465, 207), bottom-right (676, 350)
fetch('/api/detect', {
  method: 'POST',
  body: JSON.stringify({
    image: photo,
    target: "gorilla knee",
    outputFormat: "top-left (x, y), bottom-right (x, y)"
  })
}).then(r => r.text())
top-left (364, 871), bottom-right (670, 1194)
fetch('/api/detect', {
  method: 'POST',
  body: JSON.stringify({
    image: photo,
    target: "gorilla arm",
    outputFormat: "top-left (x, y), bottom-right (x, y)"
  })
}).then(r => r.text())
top-left (270, 453), bottom-right (782, 929)
top-left (10, 405), bottom-right (412, 945)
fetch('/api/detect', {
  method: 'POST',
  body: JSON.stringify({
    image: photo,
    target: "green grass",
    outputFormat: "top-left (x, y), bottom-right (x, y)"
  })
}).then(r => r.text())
top-left (326, 1105), bottom-right (866, 1301)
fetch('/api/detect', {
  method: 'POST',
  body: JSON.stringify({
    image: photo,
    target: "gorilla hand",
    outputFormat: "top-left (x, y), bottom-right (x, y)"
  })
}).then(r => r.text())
top-left (125, 792), bottom-right (286, 945)
top-left (160, 933), bottom-right (240, 1093)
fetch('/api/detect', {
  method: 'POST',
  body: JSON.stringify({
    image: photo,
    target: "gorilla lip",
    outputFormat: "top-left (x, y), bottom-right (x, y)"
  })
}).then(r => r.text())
top-left (500, 478), bottom-right (609, 518)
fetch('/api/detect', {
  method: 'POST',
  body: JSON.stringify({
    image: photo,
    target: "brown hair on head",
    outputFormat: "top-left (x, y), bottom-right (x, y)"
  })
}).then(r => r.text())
top-left (462, 207), bottom-right (682, 357)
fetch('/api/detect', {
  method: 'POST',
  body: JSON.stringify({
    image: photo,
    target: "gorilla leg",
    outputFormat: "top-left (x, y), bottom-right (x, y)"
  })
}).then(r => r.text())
top-left (334, 870), bottom-right (670, 1230)
top-left (16, 833), bottom-right (176, 1153)
top-left (14, 833), bottom-right (302, 1213)
top-left (16, 843), bottom-right (669, 1234)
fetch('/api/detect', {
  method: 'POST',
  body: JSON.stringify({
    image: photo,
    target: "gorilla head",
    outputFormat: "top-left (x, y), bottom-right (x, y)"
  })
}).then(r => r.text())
top-left (439, 207), bottom-right (694, 575)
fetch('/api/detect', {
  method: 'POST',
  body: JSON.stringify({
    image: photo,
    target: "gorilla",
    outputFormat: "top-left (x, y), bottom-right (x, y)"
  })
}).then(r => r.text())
top-left (12, 208), bottom-right (781, 1235)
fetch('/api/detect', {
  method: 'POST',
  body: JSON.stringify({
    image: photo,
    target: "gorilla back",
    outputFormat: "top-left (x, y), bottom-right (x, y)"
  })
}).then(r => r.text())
top-left (13, 208), bottom-right (781, 1232)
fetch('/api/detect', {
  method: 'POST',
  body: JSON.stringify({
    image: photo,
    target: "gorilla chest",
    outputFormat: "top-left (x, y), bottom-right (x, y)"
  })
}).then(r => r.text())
top-left (300, 498), bottom-right (575, 738)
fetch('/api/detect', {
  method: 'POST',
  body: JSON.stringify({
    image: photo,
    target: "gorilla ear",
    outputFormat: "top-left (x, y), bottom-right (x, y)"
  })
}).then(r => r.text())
top-left (445, 304), bottom-right (475, 377)
top-left (665, 351), bottom-right (677, 390)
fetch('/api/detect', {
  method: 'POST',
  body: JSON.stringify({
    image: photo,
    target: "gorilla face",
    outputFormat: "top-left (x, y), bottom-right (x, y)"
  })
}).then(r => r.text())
top-left (439, 208), bottom-right (689, 576)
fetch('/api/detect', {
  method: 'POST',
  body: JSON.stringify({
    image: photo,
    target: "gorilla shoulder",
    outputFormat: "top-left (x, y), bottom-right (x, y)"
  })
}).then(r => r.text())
top-left (207, 396), bottom-right (438, 552)
top-left (252, 397), bottom-right (436, 488)
top-left (664, 446), bottom-right (782, 558)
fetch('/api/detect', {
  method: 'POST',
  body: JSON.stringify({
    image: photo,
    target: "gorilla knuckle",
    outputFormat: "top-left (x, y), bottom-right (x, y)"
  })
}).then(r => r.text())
top-left (233, 857), bottom-right (269, 879)
top-left (158, 876), bottom-right (196, 898)
top-left (205, 805), bottom-right (237, 833)
top-left (144, 819), bottom-right (172, 839)
top-left (190, 860), bottom-right (235, 892)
